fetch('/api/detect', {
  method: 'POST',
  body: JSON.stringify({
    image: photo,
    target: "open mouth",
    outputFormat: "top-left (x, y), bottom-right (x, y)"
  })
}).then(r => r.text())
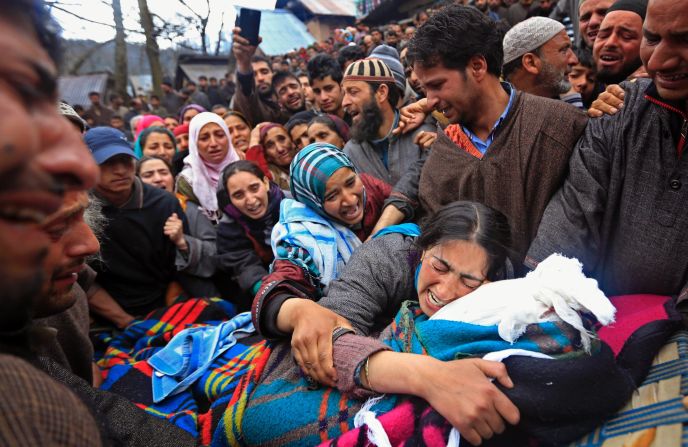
top-left (599, 54), bottom-right (622, 65)
top-left (340, 202), bottom-right (362, 221)
top-left (427, 289), bottom-right (448, 308)
top-left (245, 203), bottom-right (263, 215)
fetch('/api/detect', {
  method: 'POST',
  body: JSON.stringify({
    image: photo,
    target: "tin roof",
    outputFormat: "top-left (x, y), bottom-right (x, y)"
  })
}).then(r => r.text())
top-left (258, 9), bottom-right (316, 55)
top-left (58, 72), bottom-right (109, 108)
top-left (299, 0), bottom-right (356, 16)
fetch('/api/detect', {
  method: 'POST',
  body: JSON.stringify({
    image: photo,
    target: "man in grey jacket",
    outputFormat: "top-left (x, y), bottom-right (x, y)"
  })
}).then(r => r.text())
top-left (341, 58), bottom-right (435, 188)
top-left (526, 0), bottom-right (688, 299)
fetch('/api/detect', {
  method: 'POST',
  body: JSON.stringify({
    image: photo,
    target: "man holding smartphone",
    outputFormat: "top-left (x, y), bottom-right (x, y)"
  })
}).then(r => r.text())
top-left (232, 27), bottom-right (291, 125)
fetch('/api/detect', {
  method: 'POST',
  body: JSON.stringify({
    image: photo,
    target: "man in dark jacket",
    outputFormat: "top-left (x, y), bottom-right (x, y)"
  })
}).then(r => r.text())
top-left (527, 0), bottom-right (688, 299)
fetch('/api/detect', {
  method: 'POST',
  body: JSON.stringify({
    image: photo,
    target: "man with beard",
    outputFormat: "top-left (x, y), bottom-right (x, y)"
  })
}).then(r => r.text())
top-left (272, 71), bottom-right (309, 116)
top-left (341, 58), bottom-right (435, 188)
top-left (579, 0), bottom-right (615, 48)
top-left (527, 0), bottom-right (688, 300)
top-left (232, 28), bottom-right (290, 125)
top-left (372, 5), bottom-right (587, 271)
top-left (502, 17), bottom-right (580, 101)
top-left (592, 0), bottom-right (647, 85)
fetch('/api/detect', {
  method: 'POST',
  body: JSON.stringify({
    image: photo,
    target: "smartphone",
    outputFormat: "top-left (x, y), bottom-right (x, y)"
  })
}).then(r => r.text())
top-left (237, 8), bottom-right (261, 46)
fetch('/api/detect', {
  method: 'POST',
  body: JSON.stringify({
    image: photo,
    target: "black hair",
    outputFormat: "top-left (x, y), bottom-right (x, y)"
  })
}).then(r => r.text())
top-left (199, 75), bottom-right (208, 81)
top-left (371, 27), bottom-right (382, 35)
top-left (271, 70), bottom-right (299, 90)
top-left (88, 91), bottom-right (100, 97)
top-left (575, 47), bottom-right (595, 69)
top-left (285, 110), bottom-right (318, 133)
top-left (307, 53), bottom-right (343, 84)
top-left (222, 160), bottom-right (267, 184)
top-left (251, 55), bottom-right (271, 67)
top-left (150, 94), bottom-right (160, 101)
top-left (308, 115), bottom-right (347, 141)
top-left (186, 80), bottom-right (196, 87)
top-left (337, 45), bottom-right (365, 70)
top-left (222, 110), bottom-right (252, 128)
top-left (407, 4), bottom-right (503, 77)
top-left (138, 126), bottom-right (176, 151)
top-left (109, 93), bottom-right (121, 102)
top-left (416, 201), bottom-right (512, 281)
top-left (136, 155), bottom-right (173, 175)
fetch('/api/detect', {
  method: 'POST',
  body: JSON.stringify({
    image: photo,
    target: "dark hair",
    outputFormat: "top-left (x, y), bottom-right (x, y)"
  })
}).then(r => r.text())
top-left (109, 93), bottom-right (121, 102)
top-left (186, 81), bottom-right (196, 87)
top-left (150, 94), bottom-right (160, 101)
top-left (285, 110), bottom-right (318, 133)
top-left (222, 160), bottom-right (267, 184)
top-left (337, 45), bottom-right (365, 70)
top-left (139, 126), bottom-right (177, 151)
top-left (271, 70), bottom-right (299, 91)
top-left (251, 55), bottom-right (271, 67)
top-left (307, 53), bottom-right (343, 84)
top-left (308, 114), bottom-right (350, 143)
top-left (575, 47), bottom-right (594, 69)
top-left (199, 75), bottom-right (207, 81)
top-left (407, 4), bottom-right (503, 77)
top-left (371, 28), bottom-right (382, 35)
top-left (416, 201), bottom-right (512, 281)
top-left (88, 91), bottom-right (100, 97)
top-left (136, 155), bottom-right (173, 175)
top-left (222, 110), bottom-right (252, 128)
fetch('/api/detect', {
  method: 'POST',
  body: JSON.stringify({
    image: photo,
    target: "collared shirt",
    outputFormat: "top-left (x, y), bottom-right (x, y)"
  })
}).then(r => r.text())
top-left (461, 82), bottom-right (515, 155)
top-left (371, 110), bottom-right (400, 169)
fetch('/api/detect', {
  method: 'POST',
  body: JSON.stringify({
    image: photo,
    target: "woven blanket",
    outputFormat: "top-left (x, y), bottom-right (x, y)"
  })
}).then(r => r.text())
top-left (96, 298), bottom-right (271, 445)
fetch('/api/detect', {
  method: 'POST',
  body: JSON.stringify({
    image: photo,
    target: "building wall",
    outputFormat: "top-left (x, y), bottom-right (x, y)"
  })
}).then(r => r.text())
top-left (306, 16), bottom-right (354, 42)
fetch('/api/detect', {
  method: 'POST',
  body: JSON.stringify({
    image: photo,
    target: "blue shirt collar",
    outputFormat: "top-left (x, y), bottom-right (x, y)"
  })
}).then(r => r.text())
top-left (461, 82), bottom-right (515, 155)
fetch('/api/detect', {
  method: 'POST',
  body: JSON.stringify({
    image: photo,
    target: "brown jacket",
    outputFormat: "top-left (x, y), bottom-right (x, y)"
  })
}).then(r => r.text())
top-left (418, 91), bottom-right (588, 269)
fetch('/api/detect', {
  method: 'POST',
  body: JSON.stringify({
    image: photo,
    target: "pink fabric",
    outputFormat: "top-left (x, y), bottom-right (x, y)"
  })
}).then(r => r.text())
top-left (135, 114), bottom-right (164, 138)
top-left (598, 294), bottom-right (671, 356)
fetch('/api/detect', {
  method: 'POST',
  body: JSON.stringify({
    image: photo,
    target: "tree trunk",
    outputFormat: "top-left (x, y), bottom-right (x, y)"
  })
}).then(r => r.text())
top-left (138, 0), bottom-right (163, 98)
top-left (112, 0), bottom-right (128, 99)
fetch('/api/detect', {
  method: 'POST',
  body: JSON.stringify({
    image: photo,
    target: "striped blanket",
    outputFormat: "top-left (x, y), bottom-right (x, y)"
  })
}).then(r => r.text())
top-left (96, 297), bottom-right (271, 445)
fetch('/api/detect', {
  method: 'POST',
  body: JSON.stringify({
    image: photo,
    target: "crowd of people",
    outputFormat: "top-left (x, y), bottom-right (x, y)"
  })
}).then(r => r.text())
top-left (1, 0), bottom-right (688, 445)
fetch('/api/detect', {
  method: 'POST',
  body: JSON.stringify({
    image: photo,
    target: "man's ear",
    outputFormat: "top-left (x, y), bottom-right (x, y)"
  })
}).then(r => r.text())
top-left (468, 55), bottom-right (488, 81)
top-left (521, 53), bottom-right (541, 75)
top-left (375, 83), bottom-right (389, 105)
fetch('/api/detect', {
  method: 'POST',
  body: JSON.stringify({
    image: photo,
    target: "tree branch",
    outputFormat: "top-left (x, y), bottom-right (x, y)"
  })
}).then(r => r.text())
top-left (176, 0), bottom-right (204, 20)
top-left (49, 3), bottom-right (145, 35)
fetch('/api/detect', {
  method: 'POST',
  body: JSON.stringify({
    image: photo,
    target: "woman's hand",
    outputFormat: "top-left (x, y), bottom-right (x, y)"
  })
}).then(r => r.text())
top-left (164, 213), bottom-right (188, 251)
top-left (278, 298), bottom-right (353, 387)
top-left (248, 122), bottom-right (270, 148)
top-left (367, 352), bottom-right (520, 446)
top-left (393, 98), bottom-right (430, 135)
top-left (588, 84), bottom-right (624, 117)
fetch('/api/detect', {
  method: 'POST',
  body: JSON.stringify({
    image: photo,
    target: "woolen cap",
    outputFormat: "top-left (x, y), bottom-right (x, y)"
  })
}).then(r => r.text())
top-left (502, 17), bottom-right (566, 65)
top-left (369, 45), bottom-right (406, 92)
top-left (58, 101), bottom-right (87, 133)
top-left (84, 127), bottom-right (136, 164)
top-left (343, 58), bottom-right (395, 84)
top-left (606, 0), bottom-right (648, 20)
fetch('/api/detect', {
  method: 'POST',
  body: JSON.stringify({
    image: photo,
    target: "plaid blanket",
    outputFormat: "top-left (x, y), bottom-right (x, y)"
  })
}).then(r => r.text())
top-left (96, 298), bottom-right (271, 445)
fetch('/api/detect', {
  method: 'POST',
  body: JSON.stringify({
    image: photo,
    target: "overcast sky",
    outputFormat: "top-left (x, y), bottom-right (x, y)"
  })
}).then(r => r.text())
top-left (51, 0), bottom-right (277, 46)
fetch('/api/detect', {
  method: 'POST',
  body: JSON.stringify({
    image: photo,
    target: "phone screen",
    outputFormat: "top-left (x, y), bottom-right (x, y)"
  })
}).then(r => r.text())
top-left (237, 8), bottom-right (261, 46)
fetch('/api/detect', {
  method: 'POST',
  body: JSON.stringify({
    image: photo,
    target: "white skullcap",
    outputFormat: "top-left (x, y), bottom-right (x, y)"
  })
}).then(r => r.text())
top-left (502, 17), bottom-right (566, 65)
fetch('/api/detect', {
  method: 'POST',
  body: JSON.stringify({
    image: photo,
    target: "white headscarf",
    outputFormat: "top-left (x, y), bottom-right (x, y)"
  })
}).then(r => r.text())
top-left (180, 112), bottom-right (239, 221)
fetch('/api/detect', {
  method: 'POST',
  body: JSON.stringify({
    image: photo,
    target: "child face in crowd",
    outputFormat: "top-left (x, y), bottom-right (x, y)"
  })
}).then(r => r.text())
top-left (183, 108), bottom-right (200, 124)
top-left (263, 127), bottom-right (296, 169)
top-left (289, 123), bottom-right (310, 151)
top-left (224, 115), bottom-right (251, 155)
top-left (307, 122), bottom-right (344, 149)
top-left (142, 132), bottom-right (176, 163)
top-left (196, 122), bottom-right (230, 164)
top-left (416, 240), bottom-right (489, 317)
top-left (176, 133), bottom-right (190, 152)
top-left (568, 63), bottom-right (597, 104)
top-left (322, 167), bottom-right (365, 226)
top-left (138, 158), bottom-right (174, 192)
top-left (164, 117), bottom-right (179, 131)
top-left (226, 171), bottom-right (271, 220)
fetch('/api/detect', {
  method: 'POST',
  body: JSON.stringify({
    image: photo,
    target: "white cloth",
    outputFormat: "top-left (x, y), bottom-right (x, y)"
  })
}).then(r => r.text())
top-left (431, 253), bottom-right (616, 352)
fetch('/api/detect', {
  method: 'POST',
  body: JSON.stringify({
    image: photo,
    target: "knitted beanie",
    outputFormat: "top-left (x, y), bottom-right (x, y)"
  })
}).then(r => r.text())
top-left (606, 0), bottom-right (648, 20)
top-left (343, 58), bottom-right (395, 84)
top-left (369, 45), bottom-right (406, 92)
top-left (502, 17), bottom-right (566, 65)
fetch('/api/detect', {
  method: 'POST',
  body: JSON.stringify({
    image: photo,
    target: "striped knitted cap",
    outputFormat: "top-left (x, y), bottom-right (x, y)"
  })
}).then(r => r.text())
top-left (343, 58), bottom-right (395, 84)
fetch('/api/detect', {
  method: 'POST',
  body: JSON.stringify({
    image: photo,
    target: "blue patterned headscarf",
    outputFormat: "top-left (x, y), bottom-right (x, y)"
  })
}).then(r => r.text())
top-left (289, 143), bottom-right (358, 219)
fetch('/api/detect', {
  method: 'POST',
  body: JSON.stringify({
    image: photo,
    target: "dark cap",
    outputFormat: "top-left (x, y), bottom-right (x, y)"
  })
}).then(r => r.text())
top-left (84, 127), bottom-right (136, 164)
top-left (606, 0), bottom-right (648, 20)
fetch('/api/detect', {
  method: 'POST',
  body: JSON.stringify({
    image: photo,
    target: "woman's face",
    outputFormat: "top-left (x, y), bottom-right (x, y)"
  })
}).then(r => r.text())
top-left (308, 122), bottom-right (344, 148)
top-left (224, 115), bottom-right (251, 155)
top-left (196, 122), bottom-right (229, 164)
top-left (163, 117), bottom-right (179, 131)
top-left (142, 132), bottom-right (175, 163)
top-left (138, 159), bottom-right (174, 192)
top-left (175, 133), bottom-right (189, 152)
top-left (416, 240), bottom-right (489, 317)
top-left (183, 108), bottom-right (200, 124)
top-left (322, 167), bottom-right (364, 226)
top-left (226, 171), bottom-right (270, 220)
top-left (263, 127), bottom-right (296, 169)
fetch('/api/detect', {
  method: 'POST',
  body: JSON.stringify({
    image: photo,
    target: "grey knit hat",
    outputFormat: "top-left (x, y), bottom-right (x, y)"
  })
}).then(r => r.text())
top-left (369, 44), bottom-right (406, 93)
top-left (502, 17), bottom-right (566, 65)
top-left (343, 58), bottom-right (395, 84)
